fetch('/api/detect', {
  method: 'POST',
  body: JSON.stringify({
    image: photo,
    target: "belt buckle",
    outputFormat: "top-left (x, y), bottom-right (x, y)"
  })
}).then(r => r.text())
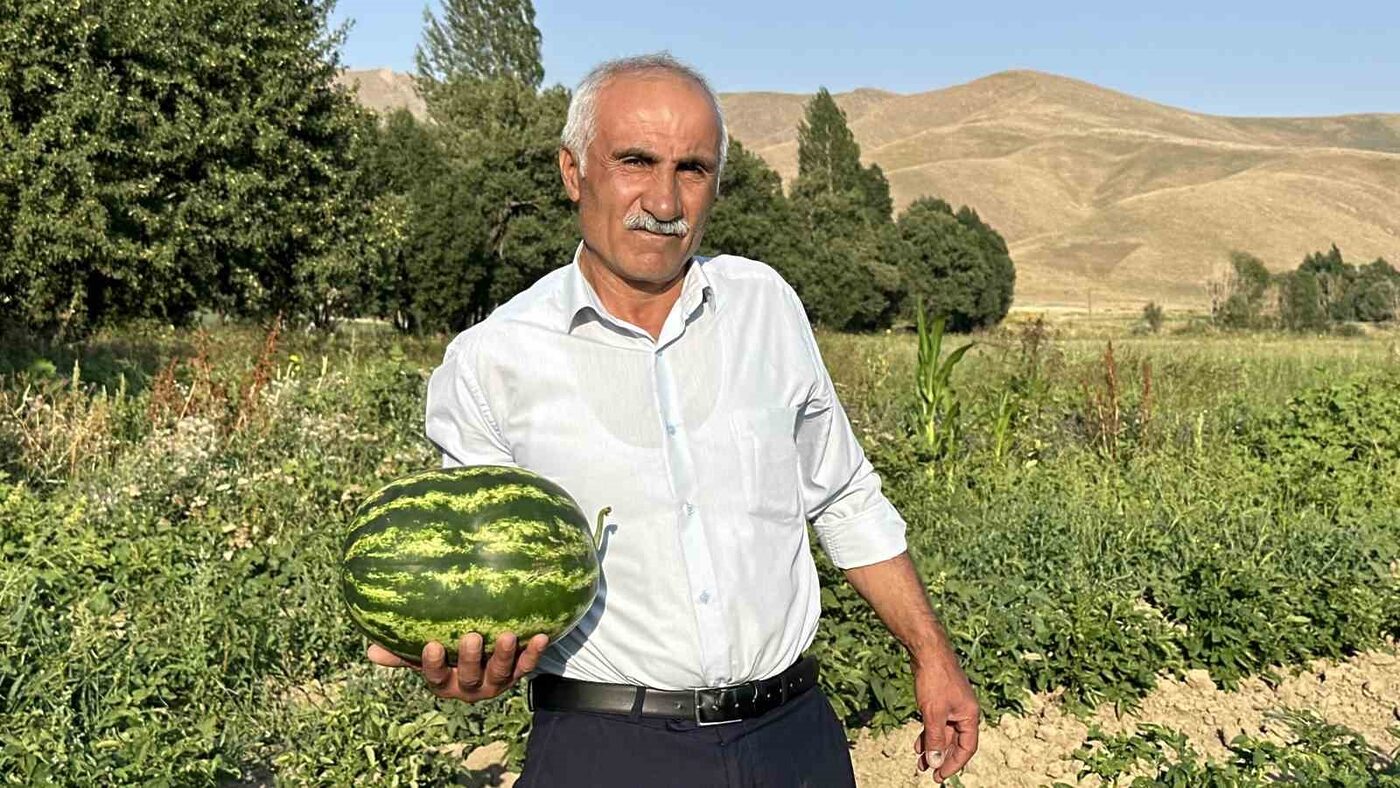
top-left (694, 685), bottom-right (754, 727)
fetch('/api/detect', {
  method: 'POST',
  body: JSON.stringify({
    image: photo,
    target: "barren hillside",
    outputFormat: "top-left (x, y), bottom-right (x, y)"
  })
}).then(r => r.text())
top-left (721, 71), bottom-right (1400, 309)
top-left (339, 68), bottom-right (1400, 309)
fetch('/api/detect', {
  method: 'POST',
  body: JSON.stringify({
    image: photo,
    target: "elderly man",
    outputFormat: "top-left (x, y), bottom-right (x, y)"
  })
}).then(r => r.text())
top-left (368, 53), bottom-right (979, 786)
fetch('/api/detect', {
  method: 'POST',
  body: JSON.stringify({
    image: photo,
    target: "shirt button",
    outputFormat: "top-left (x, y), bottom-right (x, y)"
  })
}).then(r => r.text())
top-left (684, 502), bottom-right (696, 515)
top-left (666, 424), bottom-right (677, 436)
top-left (697, 590), bottom-right (711, 604)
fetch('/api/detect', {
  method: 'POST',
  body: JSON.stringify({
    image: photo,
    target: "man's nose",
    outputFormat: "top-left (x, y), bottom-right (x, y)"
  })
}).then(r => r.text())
top-left (641, 170), bottom-right (682, 223)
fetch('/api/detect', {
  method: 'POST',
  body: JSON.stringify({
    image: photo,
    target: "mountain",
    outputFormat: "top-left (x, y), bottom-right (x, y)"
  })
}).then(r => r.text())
top-left (339, 68), bottom-right (1400, 310)
top-left (335, 68), bottom-right (426, 120)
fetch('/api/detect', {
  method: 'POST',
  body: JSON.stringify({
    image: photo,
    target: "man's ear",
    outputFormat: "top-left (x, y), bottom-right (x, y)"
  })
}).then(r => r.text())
top-left (559, 147), bottom-right (582, 202)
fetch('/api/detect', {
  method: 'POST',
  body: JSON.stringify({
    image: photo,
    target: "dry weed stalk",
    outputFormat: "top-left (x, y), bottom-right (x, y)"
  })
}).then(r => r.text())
top-left (233, 314), bottom-right (282, 433)
top-left (1084, 341), bottom-right (1122, 459)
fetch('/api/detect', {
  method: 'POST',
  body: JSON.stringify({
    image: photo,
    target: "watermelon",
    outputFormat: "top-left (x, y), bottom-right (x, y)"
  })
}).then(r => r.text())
top-left (341, 465), bottom-right (603, 663)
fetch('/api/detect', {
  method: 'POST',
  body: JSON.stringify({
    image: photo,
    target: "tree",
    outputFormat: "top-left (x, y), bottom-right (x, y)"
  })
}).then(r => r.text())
top-left (794, 89), bottom-right (864, 199)
top-left (1210, 251), bottom-right (1272, 329)
top-left (1342, 257), bottom-right (1399, 323)
top-left (0, 0), bottom-right (373, 336)
top-left (1278, 270), bottom-right (1328, 332)
top-left (1142, 301), bottom-right (1165, 333)
top-left (700, 140), bottom-right (797, 276)
top-left (414, 0), bottom-right (544, 88)
top-left (793, 87), bottom-right (891, 224)
top-left (364, 77), bottom-right (573, 333)
top-left (788, 88), bottom-right (902, 328)
top-left (892, 197), bottom-right (1015, 332)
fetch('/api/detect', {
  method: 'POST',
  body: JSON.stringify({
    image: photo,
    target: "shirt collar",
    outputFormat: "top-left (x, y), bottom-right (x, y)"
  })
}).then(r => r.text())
top-left (561, 242), bottom-right (717, 334)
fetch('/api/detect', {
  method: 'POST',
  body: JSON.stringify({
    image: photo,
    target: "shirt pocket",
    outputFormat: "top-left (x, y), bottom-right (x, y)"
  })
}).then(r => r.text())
top-left (729, 407), bottom-right (802, 523)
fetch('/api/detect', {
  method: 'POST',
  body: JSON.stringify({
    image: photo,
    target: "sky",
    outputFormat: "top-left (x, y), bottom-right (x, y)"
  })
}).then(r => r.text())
top-left (328, 0), bottom-right (1400, 118)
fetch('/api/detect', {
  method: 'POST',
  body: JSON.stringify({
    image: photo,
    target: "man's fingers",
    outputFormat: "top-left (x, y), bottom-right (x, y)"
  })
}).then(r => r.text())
top-left (482, 632), bottom-right (518, 688)
top-left (420, 641), bottom-right (453, 690)
top-left (937, 715), bottom-right (980, 779)
top-left (917, 716), bottom-right (949, 774)
top-left (513, 634), bottom-right (550, 681)
top-left (455, 633), bottom-right (486, 692)
top-left (367, 643), bottom-right (412, 668)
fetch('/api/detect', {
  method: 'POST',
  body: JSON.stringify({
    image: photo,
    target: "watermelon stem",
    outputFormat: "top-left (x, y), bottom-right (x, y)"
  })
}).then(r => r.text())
top-left (594, 507), bottom-right (611, 549)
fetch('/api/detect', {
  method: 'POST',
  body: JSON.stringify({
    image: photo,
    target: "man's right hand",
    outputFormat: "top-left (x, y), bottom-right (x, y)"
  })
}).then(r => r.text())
top-left (367, 632), bottom-right (551, 703)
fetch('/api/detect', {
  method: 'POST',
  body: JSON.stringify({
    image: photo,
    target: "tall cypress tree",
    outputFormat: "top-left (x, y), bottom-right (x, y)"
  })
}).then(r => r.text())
top-left (414, 0), bottom-right (545, 88)
top-left (792, 87), bottom-right (891, 224)
top-left (788, 88), bottom-right (901, 328)
top-left (794, 88), bottom-right (864, 199)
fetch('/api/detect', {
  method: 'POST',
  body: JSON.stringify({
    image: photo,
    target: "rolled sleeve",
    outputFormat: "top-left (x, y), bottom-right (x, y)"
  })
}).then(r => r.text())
top-left (787, 294), bottom-right (907, 569)
top-left (424, 332), bottom-right (516, 469)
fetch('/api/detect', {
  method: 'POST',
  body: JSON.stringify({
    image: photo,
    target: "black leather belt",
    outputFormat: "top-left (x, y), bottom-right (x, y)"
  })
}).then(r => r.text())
top-left (527, 656), bottom-right (819, 726)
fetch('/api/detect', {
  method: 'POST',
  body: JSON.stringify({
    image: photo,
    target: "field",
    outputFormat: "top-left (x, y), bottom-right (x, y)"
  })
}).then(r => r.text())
top-left (2, 316), bottom-right (1399, 786)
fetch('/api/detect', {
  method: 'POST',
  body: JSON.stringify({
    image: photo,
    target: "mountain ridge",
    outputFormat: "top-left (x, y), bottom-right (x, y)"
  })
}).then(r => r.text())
top-left (337, 68), bottom-right (1400, 309)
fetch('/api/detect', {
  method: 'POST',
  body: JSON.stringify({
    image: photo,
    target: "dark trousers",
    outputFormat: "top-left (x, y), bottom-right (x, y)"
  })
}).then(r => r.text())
top-left (517, 686), bottom-right (857, 788)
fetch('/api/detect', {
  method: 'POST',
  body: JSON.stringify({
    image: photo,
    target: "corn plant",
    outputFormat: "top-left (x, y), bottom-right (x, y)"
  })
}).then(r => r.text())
top-left (990, 389), bottom-right (1017, 463)
top-left (914, 303), bottom-right (974, 460)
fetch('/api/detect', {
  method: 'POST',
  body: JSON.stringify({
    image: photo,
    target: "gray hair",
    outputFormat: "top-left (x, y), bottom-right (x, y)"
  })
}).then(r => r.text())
top-left (562, 52), bottom-right (729, 179)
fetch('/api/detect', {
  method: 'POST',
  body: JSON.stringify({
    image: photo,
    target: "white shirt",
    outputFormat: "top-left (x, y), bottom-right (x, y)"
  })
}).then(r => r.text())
top-left (424, 246), bottom-right (907, 690)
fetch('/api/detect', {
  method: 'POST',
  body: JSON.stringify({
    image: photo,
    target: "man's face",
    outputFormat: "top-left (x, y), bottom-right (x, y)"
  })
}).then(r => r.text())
top-left (560, 73), bottom-right (721, 286)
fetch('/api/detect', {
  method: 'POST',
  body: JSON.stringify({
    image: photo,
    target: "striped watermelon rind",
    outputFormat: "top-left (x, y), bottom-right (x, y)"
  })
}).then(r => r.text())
top-left (341, 465), bottom-right (601, 663)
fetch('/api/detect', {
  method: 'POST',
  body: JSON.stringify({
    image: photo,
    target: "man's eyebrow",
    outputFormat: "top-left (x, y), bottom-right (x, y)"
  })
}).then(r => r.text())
top-left (677, 154), bottom-right (718, 170)
top-left (612, 147), bottom-right (659, 162)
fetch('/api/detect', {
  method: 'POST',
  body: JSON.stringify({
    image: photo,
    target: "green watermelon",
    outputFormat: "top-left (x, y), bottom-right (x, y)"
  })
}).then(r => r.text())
top-left (341, 465), bottom-right (603, 663)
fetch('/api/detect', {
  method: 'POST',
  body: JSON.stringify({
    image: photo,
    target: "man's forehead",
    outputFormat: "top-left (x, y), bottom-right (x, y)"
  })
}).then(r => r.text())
top-left (593, 73), bottom-right (720, 148)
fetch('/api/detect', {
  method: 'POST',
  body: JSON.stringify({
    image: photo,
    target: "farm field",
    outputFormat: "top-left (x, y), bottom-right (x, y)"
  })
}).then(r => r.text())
top-left (2, 319), bottom-right (1398, 785)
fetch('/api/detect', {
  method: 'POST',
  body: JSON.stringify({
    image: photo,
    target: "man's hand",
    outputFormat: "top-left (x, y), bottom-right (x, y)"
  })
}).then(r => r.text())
top-left (912, 651), bottom-right (980, 782)
top-left (366, 632), bottom-right (550, 703)
top-left (842, 552), bottom-right (981, 782)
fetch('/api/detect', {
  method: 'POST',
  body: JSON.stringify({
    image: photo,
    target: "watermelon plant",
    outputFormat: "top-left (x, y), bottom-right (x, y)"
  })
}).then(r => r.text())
top-left (341, 465), bottom-right (604, 663)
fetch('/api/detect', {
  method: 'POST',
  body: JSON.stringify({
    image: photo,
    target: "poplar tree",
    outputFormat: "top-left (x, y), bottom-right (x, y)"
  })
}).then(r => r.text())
top-left (415, 0), bottom-right (545, 88)
top-left (789, 87), bottom-right (902, 328)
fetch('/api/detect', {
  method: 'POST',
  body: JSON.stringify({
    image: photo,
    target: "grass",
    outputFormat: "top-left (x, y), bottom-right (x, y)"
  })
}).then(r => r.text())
top-left (1, 319), bottom-right (1397, 784)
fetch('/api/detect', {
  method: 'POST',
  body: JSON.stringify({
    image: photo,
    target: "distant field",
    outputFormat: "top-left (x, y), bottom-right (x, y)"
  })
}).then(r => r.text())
top-left (1, 321), bottom-right (1397, 784)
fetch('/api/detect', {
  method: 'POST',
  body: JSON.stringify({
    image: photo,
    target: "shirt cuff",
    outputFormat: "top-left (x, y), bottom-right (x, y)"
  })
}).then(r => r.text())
top-left (812, 497), bottom-right (908, 569)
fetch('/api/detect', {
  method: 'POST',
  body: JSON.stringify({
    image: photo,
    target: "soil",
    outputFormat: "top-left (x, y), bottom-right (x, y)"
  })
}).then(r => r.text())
top-left (849, 647), bottom-right (1400, 787)
top-left (457, 646), bottom-right (1400, 786)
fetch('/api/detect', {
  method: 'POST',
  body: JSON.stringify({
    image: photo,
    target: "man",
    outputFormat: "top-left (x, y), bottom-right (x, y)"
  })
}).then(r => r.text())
top-left (368, 53), bottom-right (979, 786)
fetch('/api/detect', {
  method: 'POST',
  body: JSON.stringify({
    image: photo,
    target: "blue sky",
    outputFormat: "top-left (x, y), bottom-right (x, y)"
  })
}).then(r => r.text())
top-left (329, 1), bottom-right (1399, 117)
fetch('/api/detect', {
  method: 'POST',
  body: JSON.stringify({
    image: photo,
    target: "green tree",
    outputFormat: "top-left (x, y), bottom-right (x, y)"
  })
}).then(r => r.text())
top-left (1278, 271), bottom-right (1328, 332)
top-left (794, 89), bottom-right (864, 198)
top-left (1341, 257), bottom-right (1399, 323)
top-left (1142, 301), bottom-right (1165, 333)
top-left (788, 88), bottom-right (902, 328)
top-left (1212, 251), bottom-right (1273, 329)
top-left (793, 87), bottom-right (891, 223)
top-left (1299, 244), bottom-right (1354, 321)
top-left (371, 78), bottom-right (572, 333)
top-left (701, 140), bottom-right (797, 275)
top-left (0, 0), bottom-right (372, 336)
top-left (414, 0), bottom-right (544, 88)
top-left (893, 197), bottom-right (1015, 332)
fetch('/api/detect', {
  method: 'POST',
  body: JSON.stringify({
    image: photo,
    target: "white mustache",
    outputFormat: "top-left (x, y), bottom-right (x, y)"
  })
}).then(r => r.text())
top-left (624, 211), bottom-right (689, 237)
